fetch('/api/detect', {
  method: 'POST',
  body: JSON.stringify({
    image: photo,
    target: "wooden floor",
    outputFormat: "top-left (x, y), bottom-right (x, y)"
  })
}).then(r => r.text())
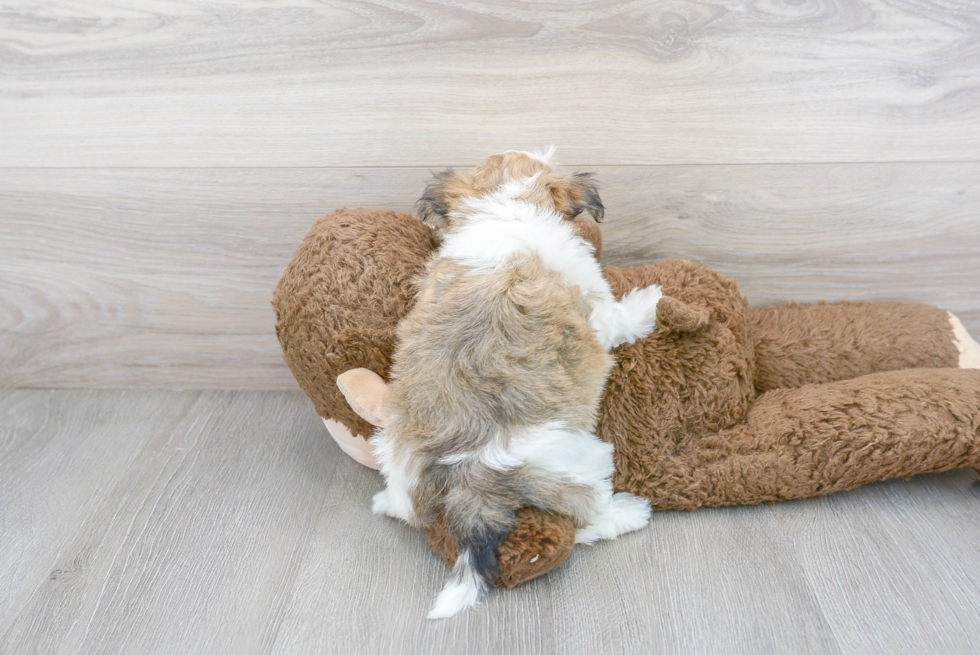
top-left (1, 389), bottom-right (978, 655)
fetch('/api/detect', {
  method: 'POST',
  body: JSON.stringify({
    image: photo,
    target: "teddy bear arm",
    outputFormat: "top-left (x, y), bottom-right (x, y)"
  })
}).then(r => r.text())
top-left (749, 301), bottom-right (963, 393)
top-left (678, 368), bottom-right (980, 508)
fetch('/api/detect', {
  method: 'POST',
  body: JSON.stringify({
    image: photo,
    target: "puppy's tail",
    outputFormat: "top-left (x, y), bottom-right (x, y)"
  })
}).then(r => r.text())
top-left (427, 493), bottom-right (513, 619)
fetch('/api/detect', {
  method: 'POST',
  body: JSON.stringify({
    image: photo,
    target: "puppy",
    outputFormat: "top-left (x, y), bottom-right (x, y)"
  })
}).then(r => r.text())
top-left (371, 148), bottom-right (663, 618)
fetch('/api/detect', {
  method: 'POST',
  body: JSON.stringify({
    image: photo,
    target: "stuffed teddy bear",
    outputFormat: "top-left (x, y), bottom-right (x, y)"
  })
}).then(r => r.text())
top-left (273, 207), bottom-right (980, 589)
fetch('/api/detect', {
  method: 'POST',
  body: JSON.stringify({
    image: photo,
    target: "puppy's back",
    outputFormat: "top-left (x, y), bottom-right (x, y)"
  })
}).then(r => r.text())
top-left (390, 254), bottom-right (611, 453)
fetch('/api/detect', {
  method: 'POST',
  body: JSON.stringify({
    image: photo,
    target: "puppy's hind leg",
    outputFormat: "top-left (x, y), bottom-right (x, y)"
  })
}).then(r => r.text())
top-left (575, 490), bottom-right (652, 545)
top-left (589, 285), bottom-right (664, 350)
top-left (511, 422), bottom-right (653, 545)
top-left (369, 429), bottom-right (417, 524)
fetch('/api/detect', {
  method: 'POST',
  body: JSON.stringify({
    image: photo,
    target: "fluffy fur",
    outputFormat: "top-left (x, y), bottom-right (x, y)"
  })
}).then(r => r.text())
top-left (373, 151), bottom-right (657, 618)
top-left (272, 207), bottom-right (980, 594)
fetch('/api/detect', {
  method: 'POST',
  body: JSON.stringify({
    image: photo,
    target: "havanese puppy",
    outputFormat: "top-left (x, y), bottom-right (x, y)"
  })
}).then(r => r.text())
top-left (371, 148), bottom-right (663, 618)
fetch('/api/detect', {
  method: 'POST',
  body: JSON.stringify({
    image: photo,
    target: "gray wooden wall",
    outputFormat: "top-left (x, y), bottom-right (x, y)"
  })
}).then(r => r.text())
top-left (2, 0), bottom-right (978, 389)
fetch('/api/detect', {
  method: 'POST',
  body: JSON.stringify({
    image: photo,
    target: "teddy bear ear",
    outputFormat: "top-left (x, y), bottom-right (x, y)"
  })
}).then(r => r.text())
top-left (656, 296), bottom-right (712, 334)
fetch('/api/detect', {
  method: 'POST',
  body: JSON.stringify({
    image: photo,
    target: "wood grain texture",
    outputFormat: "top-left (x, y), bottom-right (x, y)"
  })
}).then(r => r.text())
top-left (268, 444), bottom-right (561, 655)
top-left (598, 164), bottom-right (980, 330)
top-left (1, 0), bottom-right (979, 167)
top-left (547, 506), bottom-right (841, 654)
top-left (775, 471), bottom-right (980, 653)
top-left (0, 390), bottom-right (332, 655)
top-left (0, 390), bottom-right (188, 636)
top-left (2, 164), bottom-right (977, 388)
top-left (267, 438), bottom-right (844, 654)
top-left (3, 391), bottom-right (978, 654)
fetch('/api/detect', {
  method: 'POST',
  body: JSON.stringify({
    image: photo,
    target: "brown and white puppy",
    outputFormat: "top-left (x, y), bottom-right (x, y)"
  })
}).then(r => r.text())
top-left (417, 147), bottom-right (605, 227)
top-left (371, 149), bottom-right (663, 618)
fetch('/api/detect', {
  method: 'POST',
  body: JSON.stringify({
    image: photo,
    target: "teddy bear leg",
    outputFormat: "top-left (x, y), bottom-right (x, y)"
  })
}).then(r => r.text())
top-left (948, 312), bottom-right (980, 369)
top-left (676, 368), bottom-right (980, 508)
top-left (750, 301), bottom-right (964, 393)
top-left (424, 508), bottom-right (576, 590)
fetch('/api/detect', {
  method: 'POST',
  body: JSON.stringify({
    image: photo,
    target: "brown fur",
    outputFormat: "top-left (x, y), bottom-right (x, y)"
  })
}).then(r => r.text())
top-left (424, 508), bottom-right (576, 590)
top-left (749, 301), bottom-right (960, 393)
top-left (393, 257), bottom-right (611, 453)
top-left (272, 208), bottom-right (438, 436)
top-left (273, 208), bottom-right (979, 589)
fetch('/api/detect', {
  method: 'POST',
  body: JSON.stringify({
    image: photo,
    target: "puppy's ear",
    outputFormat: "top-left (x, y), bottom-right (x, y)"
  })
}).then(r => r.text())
top-left (417, 169), bottom-right (473, 223)
top-left (416, 170), bottom-right (453, 222)
top-left (549, 172), bottom-right (605, 222)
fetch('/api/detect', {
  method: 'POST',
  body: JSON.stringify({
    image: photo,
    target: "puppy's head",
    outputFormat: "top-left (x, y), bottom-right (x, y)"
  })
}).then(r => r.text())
top-left (417, 148), bottom-right (605, 227)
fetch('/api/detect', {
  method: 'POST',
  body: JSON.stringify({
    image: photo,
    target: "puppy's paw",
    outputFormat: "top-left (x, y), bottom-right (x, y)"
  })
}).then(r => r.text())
top-left (608, 492), bottom-right (653, 534)
top-left (372, 489), bottom-right (416, 523)
top-left (619, 284), bottom-right (663, 341)
top-left (575, 492), bottom-right (652, 545)
top-left (372, 490), bottom-right (393, 516)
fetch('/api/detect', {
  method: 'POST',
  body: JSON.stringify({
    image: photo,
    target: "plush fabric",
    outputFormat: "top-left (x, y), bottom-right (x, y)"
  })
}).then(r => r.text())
top-left (273, 208), bottom-right (979, 589)
top-left (274, 208), bottom-right (439, 437)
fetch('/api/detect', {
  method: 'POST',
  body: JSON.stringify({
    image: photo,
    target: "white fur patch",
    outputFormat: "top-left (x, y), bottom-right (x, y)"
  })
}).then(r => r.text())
top-left (428, 550), bottom-right (487, 619)
top-left (437, 421), bottom-right (616, 486)
top-left (508, 421), bottom-right (616, 487)
top-left (369, 427), bottom-right (418, 524)
top-left (575, 492), bottom-right (652, 545)
top-left (439, 190), bottom-right (613, 303)
top-left (949, 311), bottom-right (980, 369)
top-left (589, 285), bottom-right (664, 350)
top-left (438, 440), bottom-right (522, 471)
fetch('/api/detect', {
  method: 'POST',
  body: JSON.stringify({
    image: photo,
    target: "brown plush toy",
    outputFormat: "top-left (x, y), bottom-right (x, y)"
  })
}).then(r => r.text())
top-left (273, 207), bottom-right (980, 590)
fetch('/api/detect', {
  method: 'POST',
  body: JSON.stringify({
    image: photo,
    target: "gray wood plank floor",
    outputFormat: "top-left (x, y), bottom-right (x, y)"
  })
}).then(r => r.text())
top-left (3, 390), bottom-right (978, 655)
